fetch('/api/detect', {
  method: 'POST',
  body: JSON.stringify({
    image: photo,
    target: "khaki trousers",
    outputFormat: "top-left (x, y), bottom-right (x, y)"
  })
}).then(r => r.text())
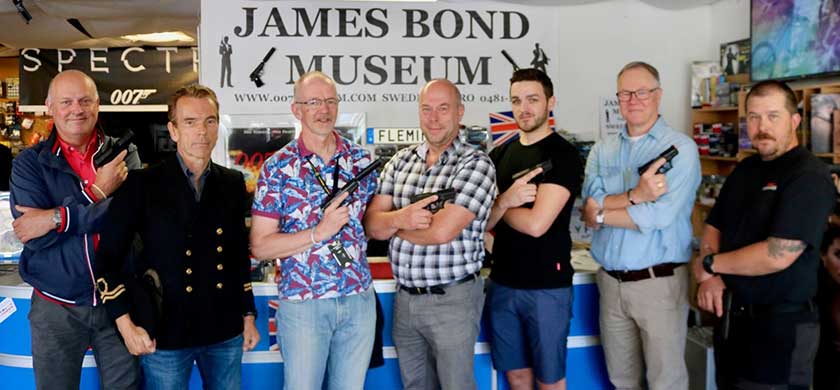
top-left (596, 265), bottom-right (690, 390)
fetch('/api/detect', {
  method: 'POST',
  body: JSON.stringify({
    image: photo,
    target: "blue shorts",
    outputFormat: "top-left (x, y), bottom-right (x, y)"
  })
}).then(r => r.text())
top-left (487, 282), bottom-right (573, 384)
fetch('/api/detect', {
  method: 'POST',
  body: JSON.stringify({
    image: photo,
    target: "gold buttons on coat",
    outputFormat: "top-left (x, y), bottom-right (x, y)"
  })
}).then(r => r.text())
top-left (216, 246), bottom-right (223, 253)
top-left (186, 286), bottom-right (193, 293)
top-left (216, 228), bottom-right (223, 235)
top-left (185, 268), bottom-right (193, 275)
top-left (185, 249), bottom-right (192, 256)
top-left (216, 283), bottom-right (223, 289)
top-left (216, 264), bottom-right (224, 271)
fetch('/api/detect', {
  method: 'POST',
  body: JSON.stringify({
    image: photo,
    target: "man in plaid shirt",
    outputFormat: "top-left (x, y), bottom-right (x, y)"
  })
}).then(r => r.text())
top-left (364, 79), bottom-right (496, 390)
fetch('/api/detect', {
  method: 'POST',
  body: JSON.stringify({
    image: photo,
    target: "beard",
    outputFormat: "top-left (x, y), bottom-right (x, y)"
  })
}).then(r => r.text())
top-left (515, 110), bottom-right (549, 133)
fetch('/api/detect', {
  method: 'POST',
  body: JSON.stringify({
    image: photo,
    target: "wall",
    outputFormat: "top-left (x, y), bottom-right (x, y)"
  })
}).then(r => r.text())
top-left (553, 0), bottom-right (749, 140)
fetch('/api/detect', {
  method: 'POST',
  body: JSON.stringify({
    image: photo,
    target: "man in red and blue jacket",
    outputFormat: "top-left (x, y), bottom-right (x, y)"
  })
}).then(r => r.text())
top-left (10, 70), bottom-right (141, 389)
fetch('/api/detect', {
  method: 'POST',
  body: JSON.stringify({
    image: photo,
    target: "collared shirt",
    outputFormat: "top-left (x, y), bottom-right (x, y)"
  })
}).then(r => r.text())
top-left (57, 132), bottom-right (99, 191)
top-left (582, 117), bottom-right (701, 271)
top-left (176, 153), bottom-right (211, 202)
top-left (252, 131), bottom-right (376, 300)
top-left (378, 136), bottom-right (496, 288)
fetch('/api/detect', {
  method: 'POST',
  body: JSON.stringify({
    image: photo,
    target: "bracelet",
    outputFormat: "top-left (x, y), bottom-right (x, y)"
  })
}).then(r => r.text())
top-left (627, 189), bottom-right (637, 205)
top-left (91, 184), bottom-right (107, 200)
top-left (309, 227), bottom-right (318, 245)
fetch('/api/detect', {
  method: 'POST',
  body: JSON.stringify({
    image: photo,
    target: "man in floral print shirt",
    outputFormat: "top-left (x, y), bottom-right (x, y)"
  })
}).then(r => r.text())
top-left (250, 71), bottom-right (377, 390)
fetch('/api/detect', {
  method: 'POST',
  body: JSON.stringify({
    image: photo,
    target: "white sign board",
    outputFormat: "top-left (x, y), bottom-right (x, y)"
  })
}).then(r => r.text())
top-left (366, 128), bottom-right (424, 145)
top-left (599, 96), bottom-right (626, 140)
top-left (199, 1), bottom-right (562, 128)
top-left (0, 297), bottom-right (16, 325)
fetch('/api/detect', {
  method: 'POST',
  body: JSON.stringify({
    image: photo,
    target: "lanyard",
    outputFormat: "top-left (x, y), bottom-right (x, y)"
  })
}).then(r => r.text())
top-left (305, 156), bottom-right (340, 195)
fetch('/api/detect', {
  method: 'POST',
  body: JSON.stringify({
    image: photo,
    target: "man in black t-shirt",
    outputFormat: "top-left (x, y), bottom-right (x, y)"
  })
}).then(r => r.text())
top-left (694, 80), bottom-right (835, 389)
top-left (486, 68), bottom-right (583, 390)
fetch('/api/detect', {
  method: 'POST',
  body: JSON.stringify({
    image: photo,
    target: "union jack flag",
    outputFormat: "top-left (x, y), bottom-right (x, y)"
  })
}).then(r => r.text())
top-left (489, 111), bottom-right (556, 147)
top-left (267, 299), bottom-right (280, 351)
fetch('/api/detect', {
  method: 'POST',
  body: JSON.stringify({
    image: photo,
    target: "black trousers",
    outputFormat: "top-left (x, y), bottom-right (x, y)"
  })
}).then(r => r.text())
top-left (713, 305), bottom-right (819, 390)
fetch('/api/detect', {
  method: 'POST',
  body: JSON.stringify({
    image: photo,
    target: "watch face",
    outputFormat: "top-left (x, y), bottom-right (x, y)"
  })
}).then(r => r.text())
top-left (703, 255), bottom-right (714, 273)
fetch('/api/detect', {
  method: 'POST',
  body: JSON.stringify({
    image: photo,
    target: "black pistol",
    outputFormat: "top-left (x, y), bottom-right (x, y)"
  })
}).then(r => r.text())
top-left (320, 159), bottom-right (382, 210)
top-left (638, 145), bottom-right (679, 175)
top-left (410, 188), bottom-right (456, 214)
top-left (250, 47), bottom-right (276, 88)
top-left (94, 130), bottom-right (134, 168)
top-left (512, 160), bottom-right (553, 183)
top-left (501, 50), bottom-right (520, 71)
top-left (721, 290), bottom-right (733, 341)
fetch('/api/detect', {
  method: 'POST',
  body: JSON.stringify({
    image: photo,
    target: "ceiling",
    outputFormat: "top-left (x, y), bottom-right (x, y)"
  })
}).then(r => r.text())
top-left (0, 0), bottom-right (722, 56)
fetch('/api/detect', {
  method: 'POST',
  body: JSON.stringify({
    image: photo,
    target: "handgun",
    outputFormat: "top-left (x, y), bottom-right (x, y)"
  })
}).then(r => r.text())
top-left (94, 130), bottom-right (134, 168)
top-left (512, 160), bottom-right (553, 183)
top-left (721, 289), bottom-right (733, 341)
top-left (320, 159), bottom-right (382, 210)
top-left (249, 47), bottom-right (276, 88)
top-left (638, 145), bottom-right (679, 175)
top-left (501, 50), bottom-right (520, 71)
top-left (409, 188), bottom-right (456, 214)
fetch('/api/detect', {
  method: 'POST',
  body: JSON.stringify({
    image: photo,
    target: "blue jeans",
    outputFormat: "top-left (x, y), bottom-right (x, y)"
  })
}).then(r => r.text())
top-left (140, 334), bottom-right (243, 390)
top-left (276, 287), bottom-right (376, 390)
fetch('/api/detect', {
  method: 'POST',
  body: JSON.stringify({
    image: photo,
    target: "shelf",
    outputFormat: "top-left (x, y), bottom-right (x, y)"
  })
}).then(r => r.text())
top-left (815, 153), bottom-right (834, 158)
top-left (700, 155), bottom-right (737, 161)
top-left (693, 106), bottom-right (738, 112)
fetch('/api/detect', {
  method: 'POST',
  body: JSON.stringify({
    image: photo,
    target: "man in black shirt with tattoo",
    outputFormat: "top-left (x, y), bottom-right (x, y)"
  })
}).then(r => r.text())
top-left (693, 80), bottom-right (835, 389)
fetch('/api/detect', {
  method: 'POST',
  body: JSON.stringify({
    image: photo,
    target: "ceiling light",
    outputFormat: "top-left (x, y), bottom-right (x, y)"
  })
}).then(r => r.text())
top-left (121, 31), bottom-right (194, 43)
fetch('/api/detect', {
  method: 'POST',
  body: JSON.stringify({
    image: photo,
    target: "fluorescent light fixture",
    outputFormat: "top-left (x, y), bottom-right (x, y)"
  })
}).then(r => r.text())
top-left (121, 31), bottom-right (194, 43)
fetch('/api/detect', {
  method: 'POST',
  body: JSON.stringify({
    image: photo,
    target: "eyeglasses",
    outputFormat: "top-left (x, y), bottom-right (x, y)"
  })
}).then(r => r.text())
top-left (616, 87), bottom-right (660, 102)
top-left (294, 98), bottom-right (340, 109)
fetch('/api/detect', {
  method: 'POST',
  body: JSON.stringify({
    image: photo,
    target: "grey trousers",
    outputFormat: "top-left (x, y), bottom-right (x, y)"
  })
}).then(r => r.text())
top-left (29, 292), bottom-right (139, 390)
top-left (392, 277), bottom-right (485, 390)
top-left (596, 266), bottom-right (690, 390)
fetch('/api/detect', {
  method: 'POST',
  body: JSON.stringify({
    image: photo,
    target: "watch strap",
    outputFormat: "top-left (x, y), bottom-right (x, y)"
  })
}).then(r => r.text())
top-left (702, 254), bottom-right (716, 275)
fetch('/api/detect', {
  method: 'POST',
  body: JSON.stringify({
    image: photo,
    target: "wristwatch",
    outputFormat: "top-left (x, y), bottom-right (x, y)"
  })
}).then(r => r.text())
top-left (627, 189), bottom-right (637, 205)
top-left (702, 253), bottom-right (716, 275)
top-left (595, 209), bottom-right (605, 227)
top-left (51, 208), bottom-right (61, 229)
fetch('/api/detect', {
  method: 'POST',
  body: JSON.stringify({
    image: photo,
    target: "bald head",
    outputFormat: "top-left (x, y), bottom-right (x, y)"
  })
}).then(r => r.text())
top-left (418, 79), bottom-right (464, 151)
top-left (420, 79), bottom-right (462, 106)
top-left (46, 70), bottom-right (101, 144)
top-left (46, 70), bottom-right (98, 105)
top-left (293, 71), bottom-right (337, 101)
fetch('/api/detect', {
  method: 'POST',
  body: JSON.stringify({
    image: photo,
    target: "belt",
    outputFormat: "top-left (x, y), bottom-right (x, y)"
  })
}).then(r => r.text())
top-left (399, 273), bottom-right (478, 295)
top-left (604, 262), bottom-right (684, 283)
top-left (732, 301), bottom-right (815, 316)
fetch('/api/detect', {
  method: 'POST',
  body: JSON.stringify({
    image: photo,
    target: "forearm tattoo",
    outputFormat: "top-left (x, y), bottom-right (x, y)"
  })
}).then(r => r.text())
top-left (767, 237), bottom-right (806, 260)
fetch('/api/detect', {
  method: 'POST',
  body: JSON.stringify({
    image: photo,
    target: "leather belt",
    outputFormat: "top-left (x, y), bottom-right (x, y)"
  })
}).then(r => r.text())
top-left (399, 273), bottom-right (478, 295)
top-left (733, 301), bottom-right (815, 316)
top-left (604, 262), bottom-right (684, 283)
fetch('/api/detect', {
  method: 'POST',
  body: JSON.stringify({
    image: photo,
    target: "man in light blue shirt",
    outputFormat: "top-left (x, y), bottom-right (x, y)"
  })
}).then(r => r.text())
top-left (581, 61), bottom-right (700, 390)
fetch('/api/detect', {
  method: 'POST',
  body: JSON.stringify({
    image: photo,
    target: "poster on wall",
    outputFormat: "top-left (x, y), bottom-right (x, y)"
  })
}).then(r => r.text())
top-left (19, 47), bottom-right (198, 112)
top-left (719, 39), bottom-right (750, 76)
top-left (199, 1), bottom-right (562, 128)
top-left (598, 96), bottom-right (625, 140)
top-left (218, 112), bottom-right (365, 180)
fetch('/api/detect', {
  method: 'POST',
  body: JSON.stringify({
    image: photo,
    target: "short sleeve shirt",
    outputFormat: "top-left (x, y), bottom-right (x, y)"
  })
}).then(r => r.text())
top-left (707, 146), bottom-right (835, 304)
top-left (489, 132), bottom-right (583, 289)
top-left (252, 132), bottom-right (377, 300)
top-left (377, 136), bottom-right (496, 288)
